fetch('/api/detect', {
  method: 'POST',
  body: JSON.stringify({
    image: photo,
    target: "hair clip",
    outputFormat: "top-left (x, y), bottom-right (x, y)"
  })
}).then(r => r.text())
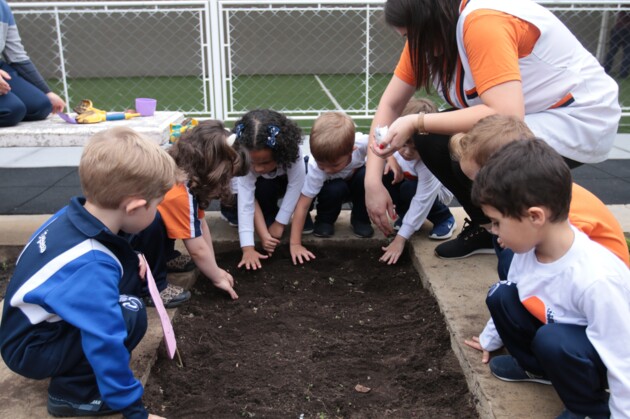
top-left (266, 125), bottom-right (280, 148)
top-left (234, 123), bottom-right (245, 141)
top-left (226, 133), bottom-right (236, 146)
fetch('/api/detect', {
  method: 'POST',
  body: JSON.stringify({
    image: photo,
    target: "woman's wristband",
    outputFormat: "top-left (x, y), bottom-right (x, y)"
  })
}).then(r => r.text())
top-left (416, 112), bottom-right (428, 135)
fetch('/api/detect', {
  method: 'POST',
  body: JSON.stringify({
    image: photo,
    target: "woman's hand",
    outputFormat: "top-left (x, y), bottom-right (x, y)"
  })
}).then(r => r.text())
top-left (46, 92), bottom-right (66, 113)
top-left (365, 180), bottom-right (396, 237)
top-left (0, 70), bottom-right (11, 95)
top-left (209, 268), bottom-right (238, 300)
top-left (463, 336), bottom-right (491, 364)
top-left (371, 114), bottom-right (418, 158)
top-left (290, 243), bottom-right (316, 265)
top-left (238, 246), bottom-right (268, 270)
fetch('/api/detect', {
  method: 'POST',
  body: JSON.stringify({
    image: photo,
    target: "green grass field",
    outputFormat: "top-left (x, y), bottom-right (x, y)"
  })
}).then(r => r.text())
top-left (48, 73), bottom-right (630, 135)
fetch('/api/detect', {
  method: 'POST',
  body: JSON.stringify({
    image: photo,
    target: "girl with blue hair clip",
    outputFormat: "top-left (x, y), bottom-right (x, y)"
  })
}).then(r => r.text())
top-left (232, 109), bottom-right (308, 270)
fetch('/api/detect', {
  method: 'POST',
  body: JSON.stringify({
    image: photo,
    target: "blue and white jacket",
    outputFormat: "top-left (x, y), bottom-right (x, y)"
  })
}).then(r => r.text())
top-left (0, 197), bottom-right (147, 418)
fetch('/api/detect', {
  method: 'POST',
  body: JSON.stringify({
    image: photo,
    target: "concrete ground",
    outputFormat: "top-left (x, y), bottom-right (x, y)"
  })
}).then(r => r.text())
top-left (0, 207), bottom-right (628, 419)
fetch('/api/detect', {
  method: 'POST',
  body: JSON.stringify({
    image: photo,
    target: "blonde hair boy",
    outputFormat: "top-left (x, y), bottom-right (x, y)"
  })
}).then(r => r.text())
top-left (0, 126), bottom-right (177, 418)
top-left (80, 126), bottom-right (177, 209)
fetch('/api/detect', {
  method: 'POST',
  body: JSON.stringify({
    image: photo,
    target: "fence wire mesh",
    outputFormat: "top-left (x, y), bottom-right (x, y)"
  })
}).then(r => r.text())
top-left (10, 1), bottom-right (630, 124)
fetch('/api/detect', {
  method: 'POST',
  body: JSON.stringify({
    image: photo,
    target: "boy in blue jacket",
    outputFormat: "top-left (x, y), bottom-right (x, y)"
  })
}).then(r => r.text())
top-left (0, 127), bottom-right (176, 418)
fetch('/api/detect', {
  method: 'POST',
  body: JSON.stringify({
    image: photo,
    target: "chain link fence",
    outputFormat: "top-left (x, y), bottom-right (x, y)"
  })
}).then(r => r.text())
top-left (11, 0), bottom-right (630, 125)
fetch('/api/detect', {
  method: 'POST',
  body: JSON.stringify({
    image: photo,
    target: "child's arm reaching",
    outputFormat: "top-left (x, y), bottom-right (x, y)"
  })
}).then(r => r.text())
top-left (184, 220), bottom-right (238, 299)
top-left (289, 194), bottom-right (316, 265)
top-left (463, 336), bottom-right (491, 364)
top-left (379, 234), bottom-right (407, 265)
top-left (254, 200), bottom-right (280, 255)
top-left (384, 156), bottom-right (404, 184)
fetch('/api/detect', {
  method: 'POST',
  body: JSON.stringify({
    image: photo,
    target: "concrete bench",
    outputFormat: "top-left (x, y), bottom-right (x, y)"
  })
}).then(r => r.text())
top-left (0, 111), bottom-right (185, 147)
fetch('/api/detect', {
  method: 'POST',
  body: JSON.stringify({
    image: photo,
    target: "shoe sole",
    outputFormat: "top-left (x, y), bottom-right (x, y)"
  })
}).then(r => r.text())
top-left (433, 247), bottom-right (495, 260)
top-left (313, 233), bottom-right (332, 238)
top-left (219, 214), bottom-right (238, 227)
top-left (490, 371), bottom-right (552, 385)
top-left (48, 402), bottom-right (115, 417)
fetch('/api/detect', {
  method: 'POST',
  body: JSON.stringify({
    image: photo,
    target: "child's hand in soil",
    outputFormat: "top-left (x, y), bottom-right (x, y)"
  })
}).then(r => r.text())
top-left (238, 246), bottom-right (268, 270)
top-left (290, 243), bottom-right (316, 265)
top-left (463, 336), bottom-right (490, 364)
top-left (210, 268), bottom-right (238, 300)
top-left (380, 235), bottom-right (406, 265)
top-left (148, 414), bottom-right (166, 419)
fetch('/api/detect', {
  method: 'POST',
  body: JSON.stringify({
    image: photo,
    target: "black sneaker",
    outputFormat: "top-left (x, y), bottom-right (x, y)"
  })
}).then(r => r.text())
top-left (313, 221), bottom-right (334, 238)
top-left (434, 218), bottom-right (494, 259)
top-left (489, 355), bottom-right (551, 385)
top-left (351, 219), bottom-right (374, 238)
top-left (48, 394), bottom-right (115, 417)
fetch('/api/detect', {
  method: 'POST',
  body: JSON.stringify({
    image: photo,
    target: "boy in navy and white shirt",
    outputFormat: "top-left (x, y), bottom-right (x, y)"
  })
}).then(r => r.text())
top-left (0, 127), bottom-right (176, 419)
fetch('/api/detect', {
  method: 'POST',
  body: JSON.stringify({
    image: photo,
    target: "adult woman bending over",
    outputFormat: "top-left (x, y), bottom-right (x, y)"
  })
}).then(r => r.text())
top-left (366, 0), bottom-right (620, 259)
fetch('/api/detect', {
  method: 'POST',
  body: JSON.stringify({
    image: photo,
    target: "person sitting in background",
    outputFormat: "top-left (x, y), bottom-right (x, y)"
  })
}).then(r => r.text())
top-left (0, 0), bottom-right (65, 127)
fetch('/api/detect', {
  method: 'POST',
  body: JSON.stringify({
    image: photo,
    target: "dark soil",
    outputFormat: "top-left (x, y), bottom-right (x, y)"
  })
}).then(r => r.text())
top-left (144, 245), bottom-right (478, 418)
top-left (0, 257), bottom-right (14, 300)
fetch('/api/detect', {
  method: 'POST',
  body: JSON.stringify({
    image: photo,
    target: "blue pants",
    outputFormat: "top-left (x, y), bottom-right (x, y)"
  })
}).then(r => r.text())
top-left (126, 211), bottom-right (172, 294)
top-left (255, 175), bottom-right (289, 227)
top-left (315, 166), bottom-right (369, 224)
top-left (0, 62), bottom-right (51, 127)
top-left (4, 296), bottom-right (146, 403)
top-left (487, 282), bottom-right (610, 417)
top-left (383, 172), bottom-right (452, 226)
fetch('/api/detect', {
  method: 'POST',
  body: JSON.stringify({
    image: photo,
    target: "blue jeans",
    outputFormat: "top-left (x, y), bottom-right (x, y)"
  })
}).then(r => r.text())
top-left (0, 62), bottom-right (51, 127)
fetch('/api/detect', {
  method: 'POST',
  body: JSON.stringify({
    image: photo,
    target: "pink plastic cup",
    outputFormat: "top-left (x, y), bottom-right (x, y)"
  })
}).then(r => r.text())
top-left (135, 98), bottom-right (157, 116)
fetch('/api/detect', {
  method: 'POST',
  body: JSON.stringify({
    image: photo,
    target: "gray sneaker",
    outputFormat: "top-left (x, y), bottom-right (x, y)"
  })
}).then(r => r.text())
top-left (146, 283), bottom-right (191, 309)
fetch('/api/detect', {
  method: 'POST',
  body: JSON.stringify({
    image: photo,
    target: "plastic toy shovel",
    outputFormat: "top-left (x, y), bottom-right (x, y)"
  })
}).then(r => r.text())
top-left (57, 112), bottom-right (77, 124)
top-left (142, 255), bottom-right (177, 359)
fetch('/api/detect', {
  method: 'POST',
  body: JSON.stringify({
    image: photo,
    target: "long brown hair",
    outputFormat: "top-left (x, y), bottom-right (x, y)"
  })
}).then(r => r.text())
top-left (169, 120), bottom-right (249, 209)
top-left (384, 0), bottom-right (461, 92)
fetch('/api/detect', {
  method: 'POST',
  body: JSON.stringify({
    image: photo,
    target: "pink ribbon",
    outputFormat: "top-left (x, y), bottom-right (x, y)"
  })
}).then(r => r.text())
top-left (142, 255), bottom-right (177, 359)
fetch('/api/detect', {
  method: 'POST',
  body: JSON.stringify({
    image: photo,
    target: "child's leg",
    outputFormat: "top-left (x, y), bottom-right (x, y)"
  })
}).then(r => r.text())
top-left (0, 62), bottom-right (51, 127)
top-left (127, 211), bottom-right (171, 293)
top-left (255, 176), bottom-right (288, 226)
top-left (48, 296), bottom-right (147, 403)
top-left (486, 281), bottom-right (546, 375)
top-left (426, 198), bottom-right (453, 226)
top-left (532, 324), bottom-right (610, 417)
top-left (315, 178), bottom-right (349, 224)
top-left (348, 166), bottom-right (371, 224)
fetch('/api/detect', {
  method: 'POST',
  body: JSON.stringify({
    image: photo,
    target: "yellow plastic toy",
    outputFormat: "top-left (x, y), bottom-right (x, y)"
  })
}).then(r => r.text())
top-left (169, 118), bottom-right (198, 143)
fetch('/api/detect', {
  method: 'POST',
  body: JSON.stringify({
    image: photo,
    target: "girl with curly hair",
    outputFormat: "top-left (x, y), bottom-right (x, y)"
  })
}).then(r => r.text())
top-left (232, 109), bottom-right (308, 270)
top-left (130, 120), bottom-right (249, 303)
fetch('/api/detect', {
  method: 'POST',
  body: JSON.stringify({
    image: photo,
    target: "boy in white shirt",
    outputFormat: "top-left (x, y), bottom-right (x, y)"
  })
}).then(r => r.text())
top-left (290, 112), bottom-right (373, 264)
top-left (465, 139), bottom-right (630, 419)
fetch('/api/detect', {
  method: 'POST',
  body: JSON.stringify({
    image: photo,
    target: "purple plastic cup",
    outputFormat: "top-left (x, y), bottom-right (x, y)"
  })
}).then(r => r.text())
top-left (135, 98), bottom-right (157, 116)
